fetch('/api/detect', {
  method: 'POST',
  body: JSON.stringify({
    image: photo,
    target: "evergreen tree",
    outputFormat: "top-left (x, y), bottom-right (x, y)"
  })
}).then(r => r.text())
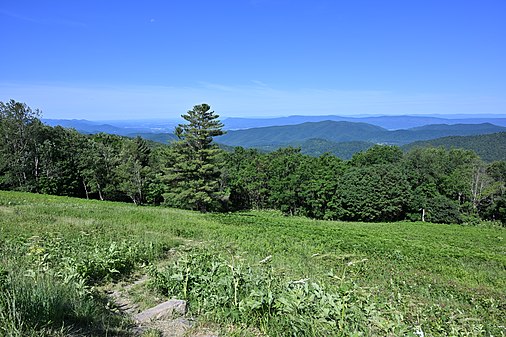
top-left (162, 104), bottom-right (225, 212)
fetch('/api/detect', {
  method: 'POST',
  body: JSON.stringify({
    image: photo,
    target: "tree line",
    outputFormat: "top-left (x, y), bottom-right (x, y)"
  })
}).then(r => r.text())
top-left (1, 100), bottom-right (505, 224)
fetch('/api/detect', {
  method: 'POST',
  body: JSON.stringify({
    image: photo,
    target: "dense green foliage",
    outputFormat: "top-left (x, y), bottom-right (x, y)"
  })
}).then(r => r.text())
top-left (0, 191), bottom-right (504, 336)
top-left (136, 129), bottom-right (506, 161)
top-left (245, 138), bottom-right (375, 159)
top-left (2, 100), bottom-right (506, 224)
top-left (224, 145), bottom-right (506, 224)
top-left (295, 139), bottom-right (374, 159)
top-left (403, 132), bottom-right (506, 162)
top-left (0, 100), bottom-right (162, 205)
top-left (0, 100), bottom-right (43, 191)
top-left (162, 104), bottom-right (225, 212)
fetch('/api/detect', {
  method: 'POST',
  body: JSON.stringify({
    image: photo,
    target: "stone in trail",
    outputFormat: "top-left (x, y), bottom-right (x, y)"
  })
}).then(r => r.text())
top-left (134, 299), bottom-right (187, 323)
top-left (133, 300), bottom-right (194, 336)
top-left (109, 274), bottom-right (218, 336)
top-left (109, 245), bottom-right (221, 337)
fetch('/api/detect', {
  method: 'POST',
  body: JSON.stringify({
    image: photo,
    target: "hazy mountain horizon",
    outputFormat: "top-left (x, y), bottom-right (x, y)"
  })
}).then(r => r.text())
top-left (43, 113), bottom-right (506, 133)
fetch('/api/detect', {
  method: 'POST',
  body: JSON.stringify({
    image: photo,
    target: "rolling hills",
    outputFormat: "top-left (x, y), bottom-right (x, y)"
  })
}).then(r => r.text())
top-left (42, 117), bottom-right (506, 161)
top-left (44, 114), bottom-right (506, 134)
top-left (216, 120), bottom-right (506, 147)
top-left (216, 121), bottom-right (387, 147)
top-left (223, 114), bottom-right (506, 130)
top-left (403, 132), bottom-right (506, 162)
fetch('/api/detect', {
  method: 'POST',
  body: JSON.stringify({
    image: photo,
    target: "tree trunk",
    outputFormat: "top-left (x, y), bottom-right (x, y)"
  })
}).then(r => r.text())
top-left (83, 179), bottom-right (89, 199)
top-left (97, 182), bottom-right (104, 201)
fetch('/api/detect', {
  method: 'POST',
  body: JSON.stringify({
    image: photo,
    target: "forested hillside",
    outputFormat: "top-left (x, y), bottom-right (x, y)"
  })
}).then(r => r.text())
top-left (403, 132), bottom-right (506, 162)
top-left (2, 100), bottom-right (506, 225)
top-left (127, 132), bottom-right (178, 144)
top-left (138, 133), bottom-right (376, 159)
top-left (43, 117), bottom-right (506, 160)
top-left (289, 139), bottom-right (375, 159)
top-left (44, 114), bottom-right (506, 133)
top-left (217, 121), bottom-right (387, 147)
top-left (217, 120), bottom-right (506, 147)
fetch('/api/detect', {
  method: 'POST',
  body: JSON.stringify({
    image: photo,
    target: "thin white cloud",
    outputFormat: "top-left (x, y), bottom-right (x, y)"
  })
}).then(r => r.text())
top-left (251, 80), bottom-right (269, 87)
top-left (0, 9), bottom-right (35, 23)
top-left (0, 9), bottom-right (86, 27)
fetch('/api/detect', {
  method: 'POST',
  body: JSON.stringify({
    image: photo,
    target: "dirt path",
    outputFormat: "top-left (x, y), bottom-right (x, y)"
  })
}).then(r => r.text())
top-left (107, 274), bottom-right (217, 337)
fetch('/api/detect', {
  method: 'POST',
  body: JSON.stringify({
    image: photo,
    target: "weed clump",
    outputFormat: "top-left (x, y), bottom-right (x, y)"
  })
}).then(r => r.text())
top-left (0, 219), bottom-right (175, 335)
top-left (149, 248), bottom-right (411, 336)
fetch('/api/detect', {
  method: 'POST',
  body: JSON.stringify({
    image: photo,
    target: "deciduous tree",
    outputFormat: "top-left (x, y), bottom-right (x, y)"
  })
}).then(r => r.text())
top-left (0, 100), bottom-right (43, 191)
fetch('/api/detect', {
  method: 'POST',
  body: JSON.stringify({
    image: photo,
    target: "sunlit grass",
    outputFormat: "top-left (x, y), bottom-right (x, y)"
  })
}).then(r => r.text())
top-left (0, 190), bottom-right (504, 336)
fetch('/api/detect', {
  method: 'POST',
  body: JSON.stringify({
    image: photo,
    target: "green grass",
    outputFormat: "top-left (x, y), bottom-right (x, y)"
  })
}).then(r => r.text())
top-left (0, 191), bottom-right (505, 336)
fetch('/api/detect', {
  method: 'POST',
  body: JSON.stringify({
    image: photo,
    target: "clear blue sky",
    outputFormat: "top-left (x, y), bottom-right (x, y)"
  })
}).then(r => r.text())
top-left (1, 0), bottom-right (505, 120)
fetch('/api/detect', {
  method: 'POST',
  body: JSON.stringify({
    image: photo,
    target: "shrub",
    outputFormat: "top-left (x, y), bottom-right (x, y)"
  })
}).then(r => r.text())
top-left (149, 248), bottom-right (411, 336)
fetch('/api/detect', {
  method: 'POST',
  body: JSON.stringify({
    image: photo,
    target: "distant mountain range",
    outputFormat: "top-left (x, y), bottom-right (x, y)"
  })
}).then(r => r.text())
top-left (43, 114), bottom-right (506, 134)
top-left (43, 119), bottom-right (150, 135)
top-left (42, 118), bottom-right (179, 136)
top-left (222, 115), bottom-right (506, 130)
top-left (42, 115), bottom-right (506, 161)
top-left (216, 121), bottom-right (506, 147)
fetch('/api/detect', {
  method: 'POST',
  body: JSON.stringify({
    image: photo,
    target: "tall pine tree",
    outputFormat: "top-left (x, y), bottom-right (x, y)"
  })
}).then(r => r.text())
top-left (163, 104), bottom-right (225, 212)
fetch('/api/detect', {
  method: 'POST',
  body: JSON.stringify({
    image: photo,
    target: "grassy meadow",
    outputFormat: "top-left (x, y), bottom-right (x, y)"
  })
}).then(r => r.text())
top-left (0, 190), bottom-right (504, 336)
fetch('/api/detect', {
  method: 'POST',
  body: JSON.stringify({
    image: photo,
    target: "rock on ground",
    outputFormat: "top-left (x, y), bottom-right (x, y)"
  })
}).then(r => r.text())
top-left (134, 299), bottom-right (187, 323)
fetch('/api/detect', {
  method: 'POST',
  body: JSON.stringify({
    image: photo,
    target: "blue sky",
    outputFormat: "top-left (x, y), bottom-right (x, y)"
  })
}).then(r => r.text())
top-left (1, 0), bottom-right (505, 120)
